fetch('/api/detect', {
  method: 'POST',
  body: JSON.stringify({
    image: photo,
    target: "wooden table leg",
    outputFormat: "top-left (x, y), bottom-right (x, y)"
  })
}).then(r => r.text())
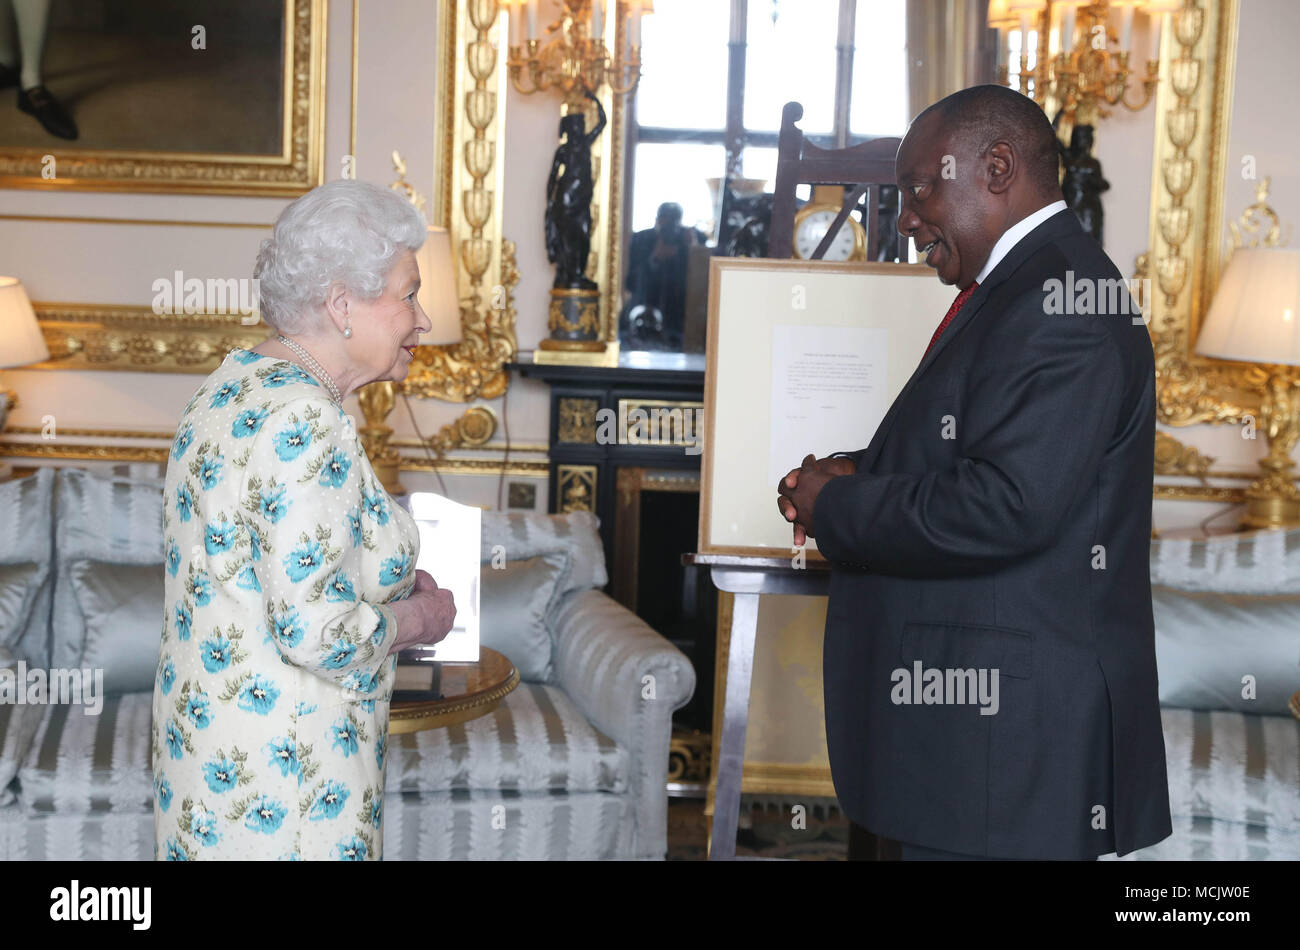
top-left (708, 590), bottom-right (759, 860)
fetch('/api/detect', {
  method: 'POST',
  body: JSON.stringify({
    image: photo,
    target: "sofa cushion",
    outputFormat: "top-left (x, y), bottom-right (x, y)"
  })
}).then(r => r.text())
top-left (1153, 585), bottom-right (1300, 716)
top-left (381, 789), bottom-right (635, 860)
top-left (52, 470), bottom-right (163, 672)
top-left (0, 468), bottom-right (55, 668)
top-left (481, 511), bottom-right (607, 595)
top-left (386, 682), bottom-right (628, 795)
top-left (17, 691), bottom-right (154, 816)
top-left (1152, 528), bottom-right (1300, 594)
top-left (1160, 707), bottom-right (1300, 832)
top-left (69, 560), bottom-right (164, 695)
top-left (480, 551), bottom-right (570, 683)
top-left (0, 702), bottom-right (43, 807)
top-left (0, 808), bottom-right (157, 861)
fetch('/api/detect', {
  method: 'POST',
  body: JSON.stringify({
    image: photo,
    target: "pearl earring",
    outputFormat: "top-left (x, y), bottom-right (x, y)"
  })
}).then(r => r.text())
top-left (343, 323), bottom-right (352, 339)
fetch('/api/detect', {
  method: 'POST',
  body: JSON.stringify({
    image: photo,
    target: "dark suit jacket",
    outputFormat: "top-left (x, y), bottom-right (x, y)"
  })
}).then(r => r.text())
top-left (813, 209), bottom-right (1172, 859)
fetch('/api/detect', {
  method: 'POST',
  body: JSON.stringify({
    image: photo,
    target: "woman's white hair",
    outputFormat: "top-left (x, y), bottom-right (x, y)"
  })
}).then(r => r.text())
top-left (254, 179), bottom-right (427, 335)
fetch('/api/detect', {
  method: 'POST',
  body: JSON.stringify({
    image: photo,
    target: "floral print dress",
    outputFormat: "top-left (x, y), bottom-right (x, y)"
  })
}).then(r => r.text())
top-left (153, 348), bottom-right (418, 860)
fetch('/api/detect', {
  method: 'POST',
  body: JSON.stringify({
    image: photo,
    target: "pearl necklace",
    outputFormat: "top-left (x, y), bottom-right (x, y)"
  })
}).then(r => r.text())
top-left (276, 335), bottom-right (342, 404)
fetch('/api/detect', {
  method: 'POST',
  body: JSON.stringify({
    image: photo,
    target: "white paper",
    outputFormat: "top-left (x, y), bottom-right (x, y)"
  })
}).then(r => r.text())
top-left (767, 324), bottom-right (890, 487)
top-left (407, 492), bottom-right (481, 661)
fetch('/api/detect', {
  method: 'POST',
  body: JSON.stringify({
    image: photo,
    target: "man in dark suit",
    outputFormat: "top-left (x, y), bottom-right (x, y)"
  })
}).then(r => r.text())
top-left (776, 84), bottom-right (1172, 860)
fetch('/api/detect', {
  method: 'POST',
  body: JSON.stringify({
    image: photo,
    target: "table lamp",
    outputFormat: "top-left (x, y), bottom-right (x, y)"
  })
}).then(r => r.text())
top-left (0, 277), bottom-right (50, 430)
top-left (1195, 247), bottom-right (1300, 529)
top-left (417, 226), bottom-right (463, 345)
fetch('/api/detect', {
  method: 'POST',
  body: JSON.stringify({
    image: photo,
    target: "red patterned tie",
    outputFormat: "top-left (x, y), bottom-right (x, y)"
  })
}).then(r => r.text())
top-left (924, 281), bottom-right (979, 356)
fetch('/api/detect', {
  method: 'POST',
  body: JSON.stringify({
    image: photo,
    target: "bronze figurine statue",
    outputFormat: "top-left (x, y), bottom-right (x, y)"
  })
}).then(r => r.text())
top-left (544, 90), bottom-right (607, 290)
top-left (1059, 124), bottom-right (1110, 246)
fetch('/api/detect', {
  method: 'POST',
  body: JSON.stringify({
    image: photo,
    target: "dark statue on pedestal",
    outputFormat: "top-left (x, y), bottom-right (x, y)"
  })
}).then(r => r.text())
top-left (719, 188), bottom-right (773, 258)
top-left (1059, 124), bottom-right (1110, 246)
top-left (544, 91), bottom-right (607, 290)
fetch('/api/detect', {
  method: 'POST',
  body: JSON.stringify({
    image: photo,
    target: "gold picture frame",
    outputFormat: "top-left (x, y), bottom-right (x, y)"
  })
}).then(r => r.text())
top-left (0, 0), bottom-right (327, 197)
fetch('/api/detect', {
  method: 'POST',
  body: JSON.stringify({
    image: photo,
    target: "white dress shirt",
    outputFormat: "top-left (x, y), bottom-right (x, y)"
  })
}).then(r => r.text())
top-left (973, 199), bottom-right (1069, 285)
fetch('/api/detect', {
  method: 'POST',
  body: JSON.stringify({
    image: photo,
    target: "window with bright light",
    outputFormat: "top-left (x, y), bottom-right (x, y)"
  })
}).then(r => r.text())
top-left (627, 0), bottom-right (910, 234)
top-left (743, 0), bottom-right (841, 134)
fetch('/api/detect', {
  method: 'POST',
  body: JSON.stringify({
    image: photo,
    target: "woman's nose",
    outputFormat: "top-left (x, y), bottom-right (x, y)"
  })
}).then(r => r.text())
top-left (414, 296), bottom-right (433, 334)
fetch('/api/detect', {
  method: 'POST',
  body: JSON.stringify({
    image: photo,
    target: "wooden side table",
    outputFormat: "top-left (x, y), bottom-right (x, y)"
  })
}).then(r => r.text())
top-left (389, 646), bottom-right (520, 735)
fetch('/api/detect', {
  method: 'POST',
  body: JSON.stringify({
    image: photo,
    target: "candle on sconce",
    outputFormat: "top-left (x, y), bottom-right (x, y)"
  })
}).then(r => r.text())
top-left (525, 0), bottom-right (538, 40)
top-left (592, 0), bottom-right (603, 41)
top-left (506, 0), bottom-right (520, 47)
top-left (1118, 4), bottom-right (1135, 53)
top-left (1019, 11), bottom-right (1032, 72)
top-left (1060, 4), bottom-right (1076, 54)
top-left (630, 1), bottom-right (642, 47)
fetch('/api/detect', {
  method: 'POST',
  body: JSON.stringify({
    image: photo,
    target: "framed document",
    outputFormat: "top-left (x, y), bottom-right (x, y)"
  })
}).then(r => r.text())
top-left (699, 258), bottom-right (960, 557)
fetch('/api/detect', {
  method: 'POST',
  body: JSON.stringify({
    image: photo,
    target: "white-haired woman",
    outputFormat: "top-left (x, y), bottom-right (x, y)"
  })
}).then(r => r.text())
top-left (153, 179), bottom-right (456, 861)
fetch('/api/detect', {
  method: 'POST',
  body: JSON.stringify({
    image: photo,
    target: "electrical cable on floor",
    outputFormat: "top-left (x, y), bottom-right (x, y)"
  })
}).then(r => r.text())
top-left (1198, 501), bottom-right (1242, 536)
top-left (400, 391), bottom-right (450, 498)
top-left (497, 381), bottom-right (511, 512)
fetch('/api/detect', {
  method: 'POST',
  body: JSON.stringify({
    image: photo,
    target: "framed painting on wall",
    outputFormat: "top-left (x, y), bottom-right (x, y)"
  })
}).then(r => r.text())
top-left (0, 0), bottom-right (325, 196)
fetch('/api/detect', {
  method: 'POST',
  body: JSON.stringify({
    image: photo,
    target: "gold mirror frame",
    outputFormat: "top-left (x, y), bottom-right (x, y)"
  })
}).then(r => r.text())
top-left (1147, 0), bottom-right (1257, 427)
top-left (28, 0), bottom-right (515, 402)
top-left (403, 0), bottom-right (518, 401)
top-left (0, 0), bottom-right (326, 196)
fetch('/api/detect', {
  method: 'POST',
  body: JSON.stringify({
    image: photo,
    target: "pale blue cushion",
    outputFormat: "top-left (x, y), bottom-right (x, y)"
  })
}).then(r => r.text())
top-left (481, 511), bottom-right (607, 594)
top-left (1153, 585), bottom-right (1300, 715)
top-left (51, 470), bottom-right (163, 672)
top-left (480, 551), bottom-right (570, 682)
top-left (0, 468), bottom-right (54, 668)
top-left (69, 561), bottom-right (164, 695)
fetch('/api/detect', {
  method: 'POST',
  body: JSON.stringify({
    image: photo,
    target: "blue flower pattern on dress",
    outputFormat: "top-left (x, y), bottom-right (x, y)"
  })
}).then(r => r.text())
top-left (232, 404), bottom-right (271, 439)
top-left (175, 483), bottom-right (195, 523)
top-left (171, 423), bottom-right (194, 460)
top-left (153, 348), bottom-right (416, 861)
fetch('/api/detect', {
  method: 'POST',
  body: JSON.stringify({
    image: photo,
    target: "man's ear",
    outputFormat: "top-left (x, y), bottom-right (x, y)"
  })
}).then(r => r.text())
top-left (322, 281), bottom-right (350, 333)
top-left (986, 141), bottom-right (1016, 196)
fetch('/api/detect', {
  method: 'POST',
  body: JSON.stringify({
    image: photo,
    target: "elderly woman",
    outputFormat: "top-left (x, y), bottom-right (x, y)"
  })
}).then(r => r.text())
top-left (153, 179), bottom-right (456, 861)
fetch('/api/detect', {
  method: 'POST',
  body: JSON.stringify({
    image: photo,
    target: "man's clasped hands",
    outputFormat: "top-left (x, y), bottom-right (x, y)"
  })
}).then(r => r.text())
top-left (775, 454), bottom-right (857, 546)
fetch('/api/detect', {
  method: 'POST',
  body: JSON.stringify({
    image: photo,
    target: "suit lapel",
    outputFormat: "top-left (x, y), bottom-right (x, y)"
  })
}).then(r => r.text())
top-left (857, 210), bottom-right (1083, 473)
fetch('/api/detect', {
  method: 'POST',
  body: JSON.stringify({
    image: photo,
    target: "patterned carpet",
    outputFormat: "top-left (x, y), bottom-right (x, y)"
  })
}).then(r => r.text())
top-left (666, 796), bottom-right (850, 860)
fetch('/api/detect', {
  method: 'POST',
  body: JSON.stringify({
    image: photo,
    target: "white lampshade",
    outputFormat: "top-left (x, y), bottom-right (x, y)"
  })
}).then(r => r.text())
top-left (0, 277), bottom-right (49, 368)
top-left (416, 226), bottom-right (464, 346)
top-left (987, 0), bottom-right (1018, 28)
top-left (1195, 248), bottom-right (1300, 366)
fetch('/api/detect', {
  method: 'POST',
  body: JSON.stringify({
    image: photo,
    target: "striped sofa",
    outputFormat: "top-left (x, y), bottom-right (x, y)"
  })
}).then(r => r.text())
top-left (1103, 528), bottom-right (1300, 860)
top-left (0, 467), bottom-right (695, 860)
